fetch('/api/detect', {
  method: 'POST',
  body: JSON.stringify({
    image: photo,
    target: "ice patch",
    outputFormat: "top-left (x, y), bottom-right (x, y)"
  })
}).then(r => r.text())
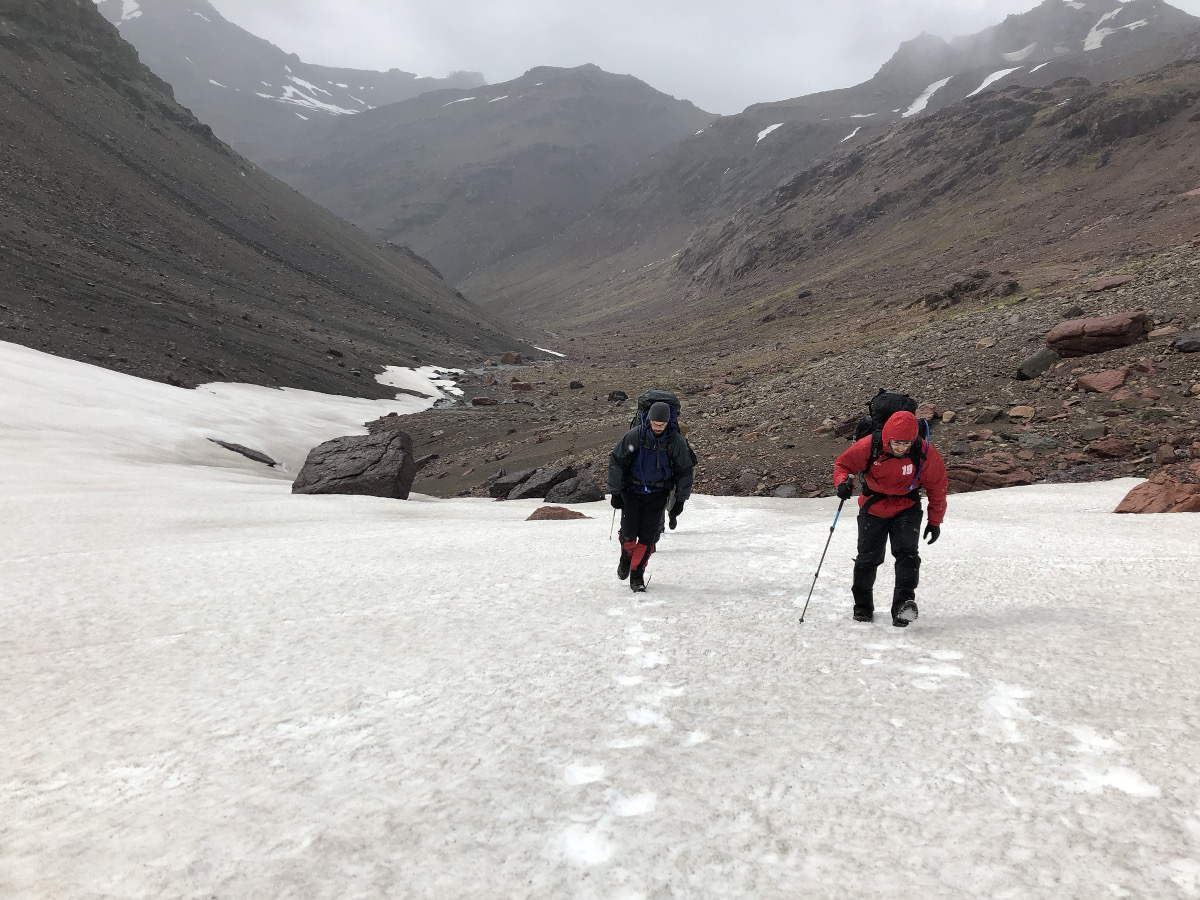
top-left (1002, 42), bottom-right (1038, 62)
top-left (295, 113), bottom-right (308, 120)
top-left (610, 792), bottom-right (656, 817)
top-left (208, 79), bottom-right (227, 89)
top-left (552, 824), bottom-right (613, 866)
top-left (1085, 10), bottom-right (1146, 50)
top-left (849, 113), bottom-right (877, 118)
top-left (534, 346), bottom-right (566, 357)
top-left (756, 123), bottom-right (783, 142)
top-left (564, 763), bottom-right (605, 785)
top-left (1070, 766), bottom-right (1161, 797)
top-left (488, 95), bottom-right (509, 103)
top-left (1067, 725), bottom-right (1120, 754)
top-left (376, 365), bottom-right (462, 398)
top-left (1030, 62), bottom-right (1051, 73)
top-left (442, 97), bottom-right (476, 107)
top-left (841, 127), bottom-right (862, 143)
top-left (903, 77), bottom-right (953, 117)
top-left (968, 68), bottom-right (1022, 97)
top-left (609, 736), bottom-right (650, 749)
top-left (982, 683), bottom-right (1035, 742)
top-left (627, 707), bottom-right (672, 730)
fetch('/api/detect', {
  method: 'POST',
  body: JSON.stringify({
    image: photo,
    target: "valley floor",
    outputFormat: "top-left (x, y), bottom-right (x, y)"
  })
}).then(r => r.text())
top-left (2, 342), bottom-right (1199, 899)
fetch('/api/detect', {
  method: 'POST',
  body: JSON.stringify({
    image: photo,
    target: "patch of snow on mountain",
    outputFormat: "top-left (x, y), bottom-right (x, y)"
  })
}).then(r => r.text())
top-left (289, 76), bottom-right (332, 98)
top-left (1084, 8), bottom-right (1125, 50)
top-left (120, 0), bottom-right (141, 21)
top-left (208, 79), bottom-right (227, 89)
top-left (488, 95), bottom-right (510, 103)
top-left (349, 96), bottom-right (368, 107)
top-left (185, 56), bottom-right (194, 65)
top-left (968, 67), bottom-right (1022, 97)
top-left (534, 347), bottom-right (566, 358)
top-left (849, 113), bottom-right (877, 119)
top-left (1063, 1), bottom-right (1085, 8)
top-left (756, 123), bottom-right (783, 142)
top-left (442, 97), bottom-right (476, 107)
top-left (295, 113), bottom-right (308, 120)
top-left (335, 83), bottom-right (349, 88)
top-left (1030, 62), bottom-right (1051, 73)
top-left (1002, 42), bottom-right (1038, 62)
top-left (902, 76), bottom-right (953, 118)
top-left (274, 84), bottom-right (359, 116)
top-left (260, 81), bottom-right (271, 87)
top-left (841, 127), bottom-right (862, 143)
top-left (192, 10), bottom-right (210, 22)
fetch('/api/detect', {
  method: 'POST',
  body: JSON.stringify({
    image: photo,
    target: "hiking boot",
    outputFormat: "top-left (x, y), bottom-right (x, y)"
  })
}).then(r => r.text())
top-left (630, 568), bottom-right (646, 593)
top-left (897, 600), bottom-right (918, 623)
top-left (853, 610), bottom-right (874, 622)
top-left (891, 615), bottom-right (909, 627)
top-left (617, 551), bottom-right (631, 581)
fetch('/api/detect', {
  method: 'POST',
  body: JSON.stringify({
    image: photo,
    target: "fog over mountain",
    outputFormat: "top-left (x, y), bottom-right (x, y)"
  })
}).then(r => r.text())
top-left (206, 0), bottom-right (1200, 113)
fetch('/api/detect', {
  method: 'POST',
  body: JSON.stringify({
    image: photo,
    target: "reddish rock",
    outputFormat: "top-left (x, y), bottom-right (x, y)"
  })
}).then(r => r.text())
top-left (1132, 358), bottom-right (1156, 374)
top-left (481, 374), bottom-right (497, 386)
top-left (1138, 388), bottom-right (1162, 401)
top-left (471, 396), bottom-right (498, 406)
top-left (1155, 444), bottom-right (1177, 465)
top-left (1115, 471), bottom-right (1200, 513)
top-left (915, 403), bottom-right (938, 420)
top-left (1087, 274), bottom-right (1135, 292)
top-left (1190, 441), bottom-right (1200, 459)
top-left (511, 381), bottom-right (534, 392)
top-left (1088, 437), bottom-right (1137, 458)
top-left (500, 351), bottom-right (523, 365)
top-left (946, 452), bottom-right (1037, 493)
top-left (1046, 311), bottom-right (1149, 357)
top-left (526, 506), bottom-right (591, 521)
top-left (1075, 367), bottom-right (1130, 393)
top-left (1007, 405), bottom-right (1036, 420)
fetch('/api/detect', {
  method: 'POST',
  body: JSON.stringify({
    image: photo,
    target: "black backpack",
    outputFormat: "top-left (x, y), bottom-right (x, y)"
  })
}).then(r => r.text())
top-left (629, 389), bottom-right (683, 435)
top-left (854, 389), bottom-right (933, 506)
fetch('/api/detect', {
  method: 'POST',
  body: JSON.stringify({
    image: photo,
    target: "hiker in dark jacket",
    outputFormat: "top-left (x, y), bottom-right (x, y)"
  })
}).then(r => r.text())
top-left (607, 401), bottom-right (695, 592)
top-left (833, 411), bottom-right (948, 627)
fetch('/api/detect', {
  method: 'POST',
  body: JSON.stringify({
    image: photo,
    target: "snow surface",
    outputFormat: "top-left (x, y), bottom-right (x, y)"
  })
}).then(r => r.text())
top-left (968, 67), bottom-right (1023, 98)
top-left (489, 95), bottom-right (510, 103)
top-left (534, 346), bottom-right (566, 358)
top-left (841, 126), bottom-right (862, 143)
top-left (1031, 61), bottom-right (1052, 73)
top-left (442, 97), bottom-right (476, 107)
top-left (208, 79), bottom-right (226, 89)
top-left (849, 112), bottom-right (877, 119)
top-left (3, 340), bottom-right (1200, 897)
top-left (1002, 42), bottom-right (1038, 62)
top-left (1085, 9), bottom-right (1148, 50)
top-left (902, 76), bottom-right (953, 118)
top-left (756, 123), bottom-right (783, 142)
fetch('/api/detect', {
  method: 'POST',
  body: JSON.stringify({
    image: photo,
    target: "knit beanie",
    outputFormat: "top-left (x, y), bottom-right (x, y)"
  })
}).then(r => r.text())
top-left (648, 401), bottom-right (672, 423)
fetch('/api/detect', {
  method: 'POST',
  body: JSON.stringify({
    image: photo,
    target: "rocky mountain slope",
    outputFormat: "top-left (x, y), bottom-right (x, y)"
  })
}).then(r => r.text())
top-left (260, 65), bottom-right (715, 284)
top-left (463, 0), bottom-right (1200, 325)
top-left (92, 0), bottom-right (483, 159)
top-left (0, 0), bottom-right (533, 396)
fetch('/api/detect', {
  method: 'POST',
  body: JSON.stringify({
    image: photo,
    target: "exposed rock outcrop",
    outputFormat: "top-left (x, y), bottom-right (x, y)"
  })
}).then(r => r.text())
top-left (946, 452), bottom-right (1036, 493)
top-left (1115, 470), bottom-right (1200, 513)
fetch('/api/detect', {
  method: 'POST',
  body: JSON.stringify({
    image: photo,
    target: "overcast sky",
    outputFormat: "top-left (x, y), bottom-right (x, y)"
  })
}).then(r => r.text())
top-left (206, 0), bottom-right (1200, 114)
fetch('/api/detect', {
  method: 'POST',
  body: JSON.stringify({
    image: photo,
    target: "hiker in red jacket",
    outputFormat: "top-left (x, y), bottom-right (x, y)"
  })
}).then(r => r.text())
top-left (832, 410), bottom-right (948, 627)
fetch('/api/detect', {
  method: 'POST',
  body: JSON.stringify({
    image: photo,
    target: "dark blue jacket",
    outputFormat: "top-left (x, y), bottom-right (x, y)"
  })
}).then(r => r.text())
top-left (607, 425), bottom-right (695, 500)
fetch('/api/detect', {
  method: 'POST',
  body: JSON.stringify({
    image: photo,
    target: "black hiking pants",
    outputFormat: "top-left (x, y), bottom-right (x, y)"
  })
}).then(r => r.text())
top-left (851, 503), bottom-right (923, 618)
top-left (620, 489), bottom-right (670, 548)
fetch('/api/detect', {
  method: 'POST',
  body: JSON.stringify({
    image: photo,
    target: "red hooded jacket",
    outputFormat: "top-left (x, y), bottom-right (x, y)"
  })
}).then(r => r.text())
top-left (832, 411), bottom-right (948, 525)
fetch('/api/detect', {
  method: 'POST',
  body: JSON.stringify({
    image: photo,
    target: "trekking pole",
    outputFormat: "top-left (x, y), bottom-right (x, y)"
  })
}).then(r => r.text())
top-left (610, 507), bottom-right (617, 541)
top-left (798, 499), bottom-right (845, 624)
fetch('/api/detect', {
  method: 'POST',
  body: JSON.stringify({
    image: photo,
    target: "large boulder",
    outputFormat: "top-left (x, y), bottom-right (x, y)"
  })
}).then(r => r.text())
top-left (509, 466), bottom-right (577, 500)
top-left (545, 475), bottom-right (605, 504)
top-left (1115, 471), bottom-right (1200, 513)
top-left (292, 428), bottom-right (417, 499)
top-left (1016, 347), bottom-right (1060, 380)
top-left (488, 469), bottom-right (536, 498)
top-left (1045, 311), bottom-right (1148, 357)
top-left (946, 452), bottom-right (1036, 493)
top-left (1173, 331), bottom-right (1200, 353)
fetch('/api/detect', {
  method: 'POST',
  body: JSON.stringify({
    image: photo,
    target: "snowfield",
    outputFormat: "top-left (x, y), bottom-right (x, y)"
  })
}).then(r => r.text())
top-left (2, 341), bottom-right (1200, 898)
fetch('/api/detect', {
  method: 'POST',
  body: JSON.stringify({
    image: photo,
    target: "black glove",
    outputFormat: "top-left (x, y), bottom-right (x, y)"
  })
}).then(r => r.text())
top-left (610, 493), bottom-right (624, 509)
top-left (836, 478), bottom-right (854, 501)
top-left (924, 523), bottom-right (941, 545)
top-left (668, 501), bottom-right (684, 530)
